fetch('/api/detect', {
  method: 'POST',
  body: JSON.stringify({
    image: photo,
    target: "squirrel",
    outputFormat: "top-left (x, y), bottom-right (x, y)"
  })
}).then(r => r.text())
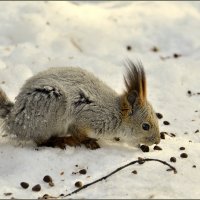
top-left (0, 60), bottom-right (160, 150)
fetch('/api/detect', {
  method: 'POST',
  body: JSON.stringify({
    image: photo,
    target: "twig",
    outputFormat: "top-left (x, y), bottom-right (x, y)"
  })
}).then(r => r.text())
top-left (70, 37), bottom-right (83, 52)
top-left (63, 158), bottom-right (177, 198)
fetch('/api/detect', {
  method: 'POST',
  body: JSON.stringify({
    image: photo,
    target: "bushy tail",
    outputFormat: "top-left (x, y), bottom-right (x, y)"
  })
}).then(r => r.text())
top-left (0, 88), bottom-right (14, 118)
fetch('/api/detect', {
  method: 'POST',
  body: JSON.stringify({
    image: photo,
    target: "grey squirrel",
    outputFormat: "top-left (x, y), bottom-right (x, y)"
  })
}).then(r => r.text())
top-left (0, 60), bottom-right (160, 149)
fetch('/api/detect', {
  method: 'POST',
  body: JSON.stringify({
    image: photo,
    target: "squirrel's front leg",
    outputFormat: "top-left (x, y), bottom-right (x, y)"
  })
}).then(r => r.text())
top-left (67, 124), bottom-right (100, 150)
top-left (38, 125), bottom-right (100, 150)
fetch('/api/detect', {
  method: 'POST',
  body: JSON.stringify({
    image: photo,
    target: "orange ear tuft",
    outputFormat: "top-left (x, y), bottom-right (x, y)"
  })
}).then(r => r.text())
top-left (123, 59), bottom-right (147, 105)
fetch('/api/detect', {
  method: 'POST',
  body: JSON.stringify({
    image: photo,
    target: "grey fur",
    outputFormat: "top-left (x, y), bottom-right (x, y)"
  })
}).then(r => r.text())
top-left (0, 63), bottom-right (160, 146)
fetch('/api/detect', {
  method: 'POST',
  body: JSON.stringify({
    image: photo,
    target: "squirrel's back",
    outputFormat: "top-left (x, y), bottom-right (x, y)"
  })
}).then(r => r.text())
top-left (24, 67), bottom-right (117, 99)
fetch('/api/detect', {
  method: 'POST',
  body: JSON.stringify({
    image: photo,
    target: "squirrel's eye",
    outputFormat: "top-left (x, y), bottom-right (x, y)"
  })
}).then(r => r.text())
top-left (142, 123), bottom-right (150, 131)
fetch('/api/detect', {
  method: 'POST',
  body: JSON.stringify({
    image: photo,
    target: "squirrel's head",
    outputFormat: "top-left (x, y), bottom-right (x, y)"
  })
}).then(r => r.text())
top-left (120, 60), bottom-right (160, 146)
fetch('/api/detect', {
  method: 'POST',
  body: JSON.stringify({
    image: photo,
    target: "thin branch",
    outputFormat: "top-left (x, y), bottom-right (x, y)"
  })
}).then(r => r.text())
top-left (70, 37), bottom-right (83, 52)
top-left (63, 158), bottom-right (177, 198)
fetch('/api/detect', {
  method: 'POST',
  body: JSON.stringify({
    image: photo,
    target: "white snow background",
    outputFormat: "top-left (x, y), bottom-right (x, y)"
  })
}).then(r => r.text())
top-left (0, 1), bottom-right (200, 199)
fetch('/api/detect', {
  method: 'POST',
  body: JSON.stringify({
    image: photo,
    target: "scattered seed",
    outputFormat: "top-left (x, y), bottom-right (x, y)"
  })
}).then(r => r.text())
top-left (187, 90), bottom-right (192, 96)
top-left (193, 165), bottom-right (196, 168)
top-left (138, 157), bottom-right (145, 164)
top-left (132, 170), bottom-right (137, 174)
top-left (75, 181), bottom-right (83, 188)
top-left (173, 53), bottom-right (181, 58)
top-left (151, 46), bottom-right (159, 52)
top-left (43, 175), bottom-right (52, 183)
top-left (179, 147), bottom-right (185, 150)
top-left (126, 45), bottom-right (132, 51)
top-left (195, 129), bottom-right (199, 133)
top-left (79, 169), bottom-right (87, 175)
top-left (20, 182), bottom-right (29, 189)
top-left (180, 153), bottom-right (188, 158)
top-left (140, 145), bottom-right (149, 152)
top-left (153, 145), bottom-right (162, 150)
top-left (60, 194), bottom-right (65, 197)
top-left (60, 171), bottom-right (64, 175)
top-left (170, 157), bottom-right (176, 163)
top-left (32, 184), bottom-right (41, 192)
top-left (114, 137), bottom-right (120, 141)
top-left (75, 165), bottom-right (78, 167)
top-left (49, 182), bottom-right (54, 187)
top-left (163, 121), bottom-right (170, 125)
top-left (170, 133), bottom-right (176, 137)
top-left (160, 132), bottom-right (165, 139)
top-left (156, 112), bottom-right (163, 119)
top-left (4, 193), bottom-right (12, 196)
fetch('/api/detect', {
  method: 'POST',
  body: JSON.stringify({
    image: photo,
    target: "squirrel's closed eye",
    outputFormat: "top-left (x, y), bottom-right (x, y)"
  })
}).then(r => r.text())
top-left (142, 123), bottom-right (150, 131)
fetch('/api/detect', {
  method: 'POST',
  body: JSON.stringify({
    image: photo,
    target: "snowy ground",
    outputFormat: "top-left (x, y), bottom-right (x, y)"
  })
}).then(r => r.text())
top-left (0, 1), bottom-right (200, 199)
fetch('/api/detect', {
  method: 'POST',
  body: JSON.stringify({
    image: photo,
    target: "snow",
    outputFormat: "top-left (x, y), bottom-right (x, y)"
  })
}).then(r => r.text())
top-left (0, 1), bottom-right (200, 199)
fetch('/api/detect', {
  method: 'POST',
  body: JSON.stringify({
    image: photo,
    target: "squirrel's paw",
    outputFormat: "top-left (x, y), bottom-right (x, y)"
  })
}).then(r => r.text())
top-left (38, 136), bottom-right (67, 149)
top-left (82, 138), bottom-right (101, 150)
top-left (38, 136), bottom-right (81, 150)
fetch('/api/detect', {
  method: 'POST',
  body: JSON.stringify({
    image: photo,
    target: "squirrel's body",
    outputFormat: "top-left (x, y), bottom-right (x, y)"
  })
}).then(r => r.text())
top-left (0, 61), bottom-right (160, 149)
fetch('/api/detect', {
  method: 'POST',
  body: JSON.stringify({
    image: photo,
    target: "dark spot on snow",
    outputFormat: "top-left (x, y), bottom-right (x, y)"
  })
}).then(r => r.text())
top-left (20, 182), bottom-right (29, 189)
top-left (43, 175), bottom-right (53, 183)
top-left (156, 112), bottom-right (163, 119)
top-left (179, 147), bottom-right (185, 150)
top-left (170, 133), bottom-right (176, 137)
top-left (132, 170), bottom-right (137, 174)
top-left (140, 145), bottom-right (149, 152)
top-left (151, 46), bottom-right (159, 52)
top-left (79, 169), bottom-right (87, 175)
top-left (75, 181), bottom-right (83, 188)
top-left (195, 129), bottom-right (199, 133)
top-left (32, 184), bottom-right (41, 192)
top-left (49, 182), bottom-right (54, 187)
top-left (163, 121), bottom-right (170, 125)
top-left (4, 193), bottom-right (12, 196)
top-left (170, 157), bottom-right (176, 163)
top-left (173, 53), bottom-right (182, 58)
top-left (138, 157), bottom-right (145, 164)
top-left (153, 145), bottom-right (162, 150)
top-left (126, 45), bottom-right (132, 51)
top-left (160, 132), bottom-right (165, 139)
top-left (187, 90), bottom-right (192, 96)
top-left (180, 153), bottom-right (188, 158)
top-left (114, 137), bottom-right (120, 141)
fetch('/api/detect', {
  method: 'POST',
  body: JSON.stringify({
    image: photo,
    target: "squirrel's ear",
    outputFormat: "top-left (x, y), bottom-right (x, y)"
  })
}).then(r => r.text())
top-left (123, 59), bottom-right (147, 106)
top-left (127, 90), bottom-right (138, 106)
